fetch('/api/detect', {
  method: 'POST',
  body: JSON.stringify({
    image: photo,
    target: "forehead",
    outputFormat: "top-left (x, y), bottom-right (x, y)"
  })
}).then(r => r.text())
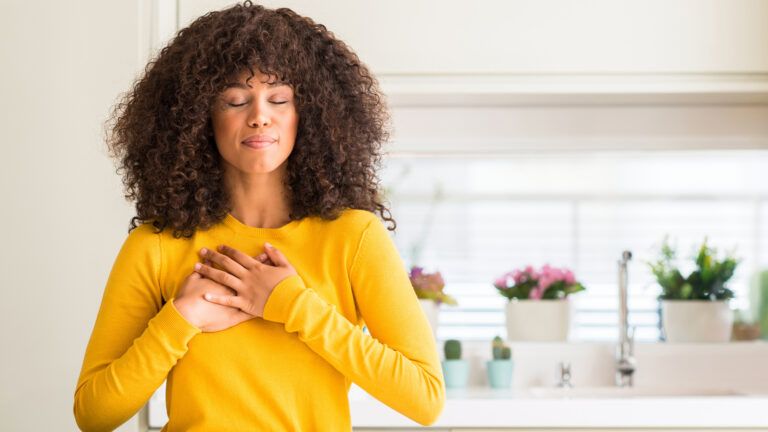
top-left (224, 69), bottom-right (287, 90)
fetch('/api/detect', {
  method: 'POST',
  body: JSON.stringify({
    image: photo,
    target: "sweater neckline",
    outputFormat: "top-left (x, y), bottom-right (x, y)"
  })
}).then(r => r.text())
top-left (222, 212), bottom-right (303, 237)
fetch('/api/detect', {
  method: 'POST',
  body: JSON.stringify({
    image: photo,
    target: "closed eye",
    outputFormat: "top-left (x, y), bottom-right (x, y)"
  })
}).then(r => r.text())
top-left (227, 101), bottom-right (287, 107)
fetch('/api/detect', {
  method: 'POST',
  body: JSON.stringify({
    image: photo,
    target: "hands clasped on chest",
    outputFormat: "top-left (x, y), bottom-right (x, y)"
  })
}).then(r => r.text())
top-left (172, 242), bottom-right (298, 332)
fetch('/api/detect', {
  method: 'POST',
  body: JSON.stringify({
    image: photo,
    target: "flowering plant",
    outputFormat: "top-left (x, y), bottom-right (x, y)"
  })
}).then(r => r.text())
top-left (409, 266), bottom-right (458, 306)
top-left (494, 264), bottom-right (585, 300)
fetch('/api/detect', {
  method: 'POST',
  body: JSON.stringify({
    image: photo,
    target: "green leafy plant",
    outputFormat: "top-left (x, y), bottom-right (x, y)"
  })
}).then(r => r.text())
top-left (491, 336), bottom-right (511, 360)
top-left (444, 339), bottom-right (462, 360)
top-left (648, 236), bottom-right (738, 300)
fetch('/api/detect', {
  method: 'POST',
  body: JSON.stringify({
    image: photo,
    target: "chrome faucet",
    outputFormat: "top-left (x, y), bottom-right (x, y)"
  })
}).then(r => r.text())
top-left (616, 250), bottom-right (636, 387)
top-left (557, 362), bottom-right (573, 388)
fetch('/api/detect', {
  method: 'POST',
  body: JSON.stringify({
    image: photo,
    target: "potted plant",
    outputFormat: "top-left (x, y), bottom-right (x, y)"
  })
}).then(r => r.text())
top-left (441, 339), bottom-right (469, 389)
top-left (486, 336), bottom-right (513, 389)
top-left (648, 237), bottom-right (738, 342)
top-left (493, 264), bottom-right (585, 341)
top-left (750, 269), bottom-right (768, 340)
top-left (410, 266), bottom-right (457, 339)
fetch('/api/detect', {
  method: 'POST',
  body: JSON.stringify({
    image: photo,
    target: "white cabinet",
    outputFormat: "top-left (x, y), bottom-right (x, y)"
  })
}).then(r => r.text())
top-left (175, 1), bottom-right (768, 107)
top-left (178, 0), bottom-right (768, 75)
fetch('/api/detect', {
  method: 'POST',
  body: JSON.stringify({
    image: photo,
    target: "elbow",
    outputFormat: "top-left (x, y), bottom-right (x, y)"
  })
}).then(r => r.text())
top-left (73, 389), bottom-right (107, 432)
top-left (413, 373), bottom-right (446, 426)
top-left (74, 406), bottom-right (110, 432)
top-left (73, 395), bottom-right (95, 432)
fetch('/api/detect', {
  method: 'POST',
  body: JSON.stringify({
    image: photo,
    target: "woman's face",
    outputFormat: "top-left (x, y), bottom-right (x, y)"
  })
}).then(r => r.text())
top-left (210, 70), bottom-right (299, 178)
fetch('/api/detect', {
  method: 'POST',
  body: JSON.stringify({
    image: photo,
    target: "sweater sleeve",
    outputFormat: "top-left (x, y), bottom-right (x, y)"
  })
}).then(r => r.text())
top-left (262, 215), bottom-right (445, 426)
top-left (74, 224), bottom-right (201, 432)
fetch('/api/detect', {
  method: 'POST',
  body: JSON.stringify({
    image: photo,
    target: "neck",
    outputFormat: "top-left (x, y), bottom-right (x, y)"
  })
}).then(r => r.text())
top-left (224, 165), bottom-right (292, 229)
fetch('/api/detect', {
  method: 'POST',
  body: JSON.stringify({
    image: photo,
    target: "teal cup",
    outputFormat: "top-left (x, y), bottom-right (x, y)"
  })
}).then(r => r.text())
top-left (486, 359), bottom-right (513, 389)
top-left (441, 359), bottom-right (469, 388)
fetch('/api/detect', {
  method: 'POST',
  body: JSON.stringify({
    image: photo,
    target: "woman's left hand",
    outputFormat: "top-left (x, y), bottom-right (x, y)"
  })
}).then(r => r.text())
top-left (195, 242), bottom-right (298, 318)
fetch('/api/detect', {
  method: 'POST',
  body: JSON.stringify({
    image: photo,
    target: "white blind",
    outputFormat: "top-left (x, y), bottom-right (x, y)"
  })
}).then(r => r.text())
top-left (381, 150), bottom-right (768, 342)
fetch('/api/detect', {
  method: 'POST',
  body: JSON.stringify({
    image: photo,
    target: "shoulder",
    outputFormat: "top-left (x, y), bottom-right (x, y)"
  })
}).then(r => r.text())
top-left (333, 208), bottom-right (380, 228)
top-left (124, 222), bottom-right (160, 244)
top-left (326, 208), bottom-right (393, 237)
top-left (120, 222), bottom-right (171, 257)
top-left (311, 208), bottom-right (388, 242)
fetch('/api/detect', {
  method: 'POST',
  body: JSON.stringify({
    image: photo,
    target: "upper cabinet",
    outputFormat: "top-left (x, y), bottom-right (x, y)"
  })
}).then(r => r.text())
top-left (180, 0), bottom-right (768, 74)
top-left (174, 0), bottom-right (768, 105)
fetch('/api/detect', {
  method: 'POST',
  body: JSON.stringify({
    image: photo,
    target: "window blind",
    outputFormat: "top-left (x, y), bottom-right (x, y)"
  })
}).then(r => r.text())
top-left (380, 150), bottom-right (768, 342)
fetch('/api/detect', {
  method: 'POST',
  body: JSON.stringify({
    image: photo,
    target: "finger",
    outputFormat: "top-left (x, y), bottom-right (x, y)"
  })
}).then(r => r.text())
top-left (200, 247), bottom-right (248, 278)
top-left (194, 262), bottom-right (243, 292)
top-left (204, 292), bottom-right (246, 311)
top-left (263, 242), bottom-right (288, 266)
top-left (218, 244), bottom-right (258, 270)
top-left (256, 253), bottom-right (275, 266)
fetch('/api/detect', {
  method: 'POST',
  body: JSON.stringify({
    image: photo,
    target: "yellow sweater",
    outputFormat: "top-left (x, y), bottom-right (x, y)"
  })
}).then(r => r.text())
top-left (74, 209), bottom-right (445, 431)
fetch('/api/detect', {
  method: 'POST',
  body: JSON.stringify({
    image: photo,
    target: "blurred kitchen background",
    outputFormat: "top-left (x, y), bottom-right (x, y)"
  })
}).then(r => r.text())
top-left (2, 0), bottom-right (767, 431)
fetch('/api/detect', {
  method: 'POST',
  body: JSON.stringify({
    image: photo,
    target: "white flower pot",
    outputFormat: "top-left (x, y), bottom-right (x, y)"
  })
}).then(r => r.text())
top-left (419, 299), bottom-right (439, 339)
top-left (505, 298), bottom-right (571, 341)
top-left (661, 300), bottom-right (733, 343)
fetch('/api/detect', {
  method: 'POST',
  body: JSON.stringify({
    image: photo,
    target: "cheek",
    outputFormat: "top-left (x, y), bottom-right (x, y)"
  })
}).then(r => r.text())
top-left (286, 112), bottom-right (299, 138)
top-left (210, 113), bottom-right (239, 150)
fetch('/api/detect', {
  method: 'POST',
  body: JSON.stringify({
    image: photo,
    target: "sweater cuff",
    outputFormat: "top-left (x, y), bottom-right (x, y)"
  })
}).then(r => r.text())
top-left (152, 300), bottom-right (203, 340)
top-left (262, 274), bottom-right (307, 324)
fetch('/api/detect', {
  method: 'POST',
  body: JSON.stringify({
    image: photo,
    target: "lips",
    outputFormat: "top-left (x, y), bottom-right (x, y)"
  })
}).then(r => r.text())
top-left (242, 134), bottom-right (276, 149)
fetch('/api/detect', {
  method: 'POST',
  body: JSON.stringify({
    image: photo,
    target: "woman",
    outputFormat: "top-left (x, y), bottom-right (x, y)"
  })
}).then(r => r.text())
top-left (73, 2), bottom-right (445, 431)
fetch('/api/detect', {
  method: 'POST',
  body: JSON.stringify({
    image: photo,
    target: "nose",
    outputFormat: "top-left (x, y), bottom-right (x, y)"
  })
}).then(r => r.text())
top-left (247, 102), bottom-right (270, 128)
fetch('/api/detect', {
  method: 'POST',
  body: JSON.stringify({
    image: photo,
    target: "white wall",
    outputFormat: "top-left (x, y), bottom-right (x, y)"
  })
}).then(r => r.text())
top-left (0, 1), bottom-right (148, 430)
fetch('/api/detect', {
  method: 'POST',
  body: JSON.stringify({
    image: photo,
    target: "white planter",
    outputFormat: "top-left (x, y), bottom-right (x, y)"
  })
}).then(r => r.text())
top-left (505, 298), bottom-right (572, 341)
top-left (419, 299), bottom-right (439, 339)
top-left (661, 300), bottom-right (733, 343)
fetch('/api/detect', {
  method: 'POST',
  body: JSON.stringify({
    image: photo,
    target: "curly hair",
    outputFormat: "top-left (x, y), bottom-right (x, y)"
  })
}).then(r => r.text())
top-left (106, 0), bottom-right (396, 238)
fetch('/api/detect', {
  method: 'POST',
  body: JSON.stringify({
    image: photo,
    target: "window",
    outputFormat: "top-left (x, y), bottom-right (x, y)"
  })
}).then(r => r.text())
top-left (380, 150), bottom-right (768, 342)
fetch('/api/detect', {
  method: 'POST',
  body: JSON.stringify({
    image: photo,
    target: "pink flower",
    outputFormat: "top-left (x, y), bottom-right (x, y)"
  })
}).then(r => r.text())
top-left (512, 270), bottom-right (524, 284)
top-left (409, 266), bottom-right (424, 279)
top-left (529, 284), bottom-right (544, 300)
top-left (494, 264), bottom-right (582, 300)
top-left (523, 265), bottom-right (538, 280)
top-left (564, 270), bottom-right (576, 285)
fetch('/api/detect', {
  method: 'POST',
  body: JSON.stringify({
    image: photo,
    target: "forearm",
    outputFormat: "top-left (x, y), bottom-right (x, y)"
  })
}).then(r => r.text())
top-left (74, 301), bottom-right (200, 431)
top-left (263, 276), bottom-right (445, 426)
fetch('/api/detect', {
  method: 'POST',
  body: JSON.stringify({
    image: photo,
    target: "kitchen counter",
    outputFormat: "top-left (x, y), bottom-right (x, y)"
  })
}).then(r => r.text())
top-left (349, 385), bottom-right (768, 429)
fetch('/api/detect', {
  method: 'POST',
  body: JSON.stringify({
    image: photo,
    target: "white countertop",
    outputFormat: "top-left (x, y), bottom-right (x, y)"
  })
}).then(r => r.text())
top-left (349, 385), bottom-right (768, 428)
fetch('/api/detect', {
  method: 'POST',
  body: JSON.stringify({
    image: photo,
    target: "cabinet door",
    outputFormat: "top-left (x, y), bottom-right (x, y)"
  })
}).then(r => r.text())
top-left (178, 0), bottom-right (768, 75)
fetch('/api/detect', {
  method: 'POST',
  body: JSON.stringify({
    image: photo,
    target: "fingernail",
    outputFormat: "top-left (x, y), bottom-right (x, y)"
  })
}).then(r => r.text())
top-left (200, 247), bottom-right (208, 255)
top-left (264, 242), bottom-right (273, 249)
top-left (194, 263), bottom-right (201, 270)
top-left (204, 293), bottom-right (213, 300)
